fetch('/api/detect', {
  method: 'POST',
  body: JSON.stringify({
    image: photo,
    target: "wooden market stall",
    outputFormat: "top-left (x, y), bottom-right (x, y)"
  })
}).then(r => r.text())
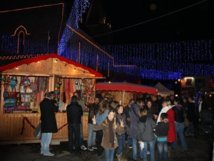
top-left (0, 54), bottom-right (103, 144)
top-left (95, 82), bottom-right (158, 106)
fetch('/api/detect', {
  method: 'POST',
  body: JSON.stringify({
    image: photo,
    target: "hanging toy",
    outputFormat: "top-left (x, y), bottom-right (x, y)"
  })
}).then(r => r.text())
top-left (9, 76), bottom-right (17, 92)
top-left (3, 75), bottom-right (10, 91)
top-left (21, 77), bottom-right (31, 93)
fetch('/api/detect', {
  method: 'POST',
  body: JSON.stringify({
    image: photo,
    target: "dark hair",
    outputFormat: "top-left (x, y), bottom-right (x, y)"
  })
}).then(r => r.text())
top-left (161, 98), bottom-right (170, 105)
top-left (160, 113), bottom-right (168, 120)
top-left (71, 95), bottom-right (78, 102)
top-left (98, 100), bottom-right (109, 114)
top-left (174, 98), bottom-right (180, 104)
top-left (109, 107), bottom-right (116, 113)
top-left (136, 98), bottom-right (143, 104)
top-left (45, 91), bottom-right (54, 98)
top-left (139, 108), bottom-right (147, 117)
top-left (116, 105), bottom-right (123, 113)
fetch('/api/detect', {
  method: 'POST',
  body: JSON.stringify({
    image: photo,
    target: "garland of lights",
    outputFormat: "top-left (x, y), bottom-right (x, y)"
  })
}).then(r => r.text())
top-left (0, 54), bottom-right (43, 60)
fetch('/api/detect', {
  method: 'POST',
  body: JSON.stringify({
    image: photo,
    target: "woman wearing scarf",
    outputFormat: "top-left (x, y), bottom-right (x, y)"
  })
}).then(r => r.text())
top-left (157, 100), bottom-right (176, 149)
top-left (92, 108), bottom-right (118, 161)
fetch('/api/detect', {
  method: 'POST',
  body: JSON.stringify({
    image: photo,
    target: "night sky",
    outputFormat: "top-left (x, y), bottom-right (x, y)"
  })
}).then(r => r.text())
top-left (81, 0), bottom-right (214, 44)
top-left (0, 0), bottom-right (213, 44)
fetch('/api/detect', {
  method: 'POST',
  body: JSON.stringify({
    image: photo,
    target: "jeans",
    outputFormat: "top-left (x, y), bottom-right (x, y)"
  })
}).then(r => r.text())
top-left (140, 140), bottom-right (155, 161)
top-left (41, 133), bottom-right (53, 154)
top-left (104, 148), bottom-right (115, 161)
top-left (80, 123), bottom-right (84, 145)
top-left (117, 133), bottom-right (126, 155)
top-left (157, 141), bottom-right (168, 161)
top-left (175, 122), bottom-right (187, 150)
top-left (132, 138), bottom-right (138, 160)
top-left (127, 135), bottom-right (132, 147)
top-left (68, 124), bottom-right (80, 152)
top-left (96, 130), bottom-right (104, 155)
top-left (87, 123), bottom-right (96, 147)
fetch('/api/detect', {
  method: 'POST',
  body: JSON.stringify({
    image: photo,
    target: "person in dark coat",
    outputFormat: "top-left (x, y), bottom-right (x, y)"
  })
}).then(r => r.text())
top-left (40, 92), bottom-right (58, 156)
top-left (155, 113), bottom-right (169, 161)
top-left (137, 108), bottom-right (156, 161)
top-left (66, 95), bottom-right (83, 153)
top-left (186, 97), bottom-right (198, 136)
top-left (173, 98), bottom-right (188, 151)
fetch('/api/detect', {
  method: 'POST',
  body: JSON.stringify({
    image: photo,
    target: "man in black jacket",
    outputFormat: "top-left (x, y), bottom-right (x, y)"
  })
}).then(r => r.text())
top-left (66, 95), bottom-right (83, 153)
top-left (40, 92), bottom-right (58, 156)
top-left (173, 98), bottom-right (188, 151)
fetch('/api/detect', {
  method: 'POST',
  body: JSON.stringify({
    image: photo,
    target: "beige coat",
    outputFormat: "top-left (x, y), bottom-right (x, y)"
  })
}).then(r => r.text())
top-left (93, 119), bottom-right (118, 149)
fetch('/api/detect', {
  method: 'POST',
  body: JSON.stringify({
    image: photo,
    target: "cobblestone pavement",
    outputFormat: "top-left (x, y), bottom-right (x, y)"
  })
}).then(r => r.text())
top-left (0, 136), bottom-right (213, 161)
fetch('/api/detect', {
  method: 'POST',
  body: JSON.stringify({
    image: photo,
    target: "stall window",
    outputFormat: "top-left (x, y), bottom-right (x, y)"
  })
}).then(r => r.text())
top-left (2, 75), bottom-right (48, 113)
top-left (53, 77), bottom-right (96, 112)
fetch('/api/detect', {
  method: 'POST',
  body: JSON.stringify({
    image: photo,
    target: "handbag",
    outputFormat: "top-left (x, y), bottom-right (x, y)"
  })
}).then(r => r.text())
top-left (34, 122), bottom-right (41, 139)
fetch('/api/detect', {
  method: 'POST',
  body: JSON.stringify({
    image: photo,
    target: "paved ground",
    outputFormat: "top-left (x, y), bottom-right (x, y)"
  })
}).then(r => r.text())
top-left (0, 135), bottom-right (213, 161)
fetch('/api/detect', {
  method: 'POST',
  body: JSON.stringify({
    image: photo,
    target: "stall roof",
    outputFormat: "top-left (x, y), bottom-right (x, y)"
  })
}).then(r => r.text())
top-left (154, 82), bottom-right (174, 96)
top-left (0, 53), bottom-right (103, 78)
top-left (96, 82), bottom-right (158, 95)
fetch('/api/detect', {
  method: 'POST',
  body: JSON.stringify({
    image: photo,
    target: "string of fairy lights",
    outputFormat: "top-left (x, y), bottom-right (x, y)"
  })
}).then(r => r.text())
top-left (58, 0), bottom-right (90, 55)
top-left (1, 32), bottom-right (214, 80)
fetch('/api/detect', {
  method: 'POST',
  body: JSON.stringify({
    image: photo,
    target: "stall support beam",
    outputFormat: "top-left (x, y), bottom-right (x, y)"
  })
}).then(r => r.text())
top-left (49, 75), bottom-right (55, 91)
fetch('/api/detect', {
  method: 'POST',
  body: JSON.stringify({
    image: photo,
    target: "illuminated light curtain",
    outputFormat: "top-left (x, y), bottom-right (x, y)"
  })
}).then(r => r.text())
top-left (103, 40), bottom-right (214, 79)
top-left (0, 34), bottom-right (55, 54)
top-left (58, 0), bottom-right (90, 55)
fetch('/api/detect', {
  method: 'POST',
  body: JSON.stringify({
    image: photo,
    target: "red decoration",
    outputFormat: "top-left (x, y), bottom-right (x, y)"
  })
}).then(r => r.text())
top-left (96, 82), bottom-right (157, 95)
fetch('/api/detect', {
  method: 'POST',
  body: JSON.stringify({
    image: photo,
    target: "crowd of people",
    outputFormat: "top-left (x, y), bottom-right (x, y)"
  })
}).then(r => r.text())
top-left (39, 91), bottom-right (214, 161)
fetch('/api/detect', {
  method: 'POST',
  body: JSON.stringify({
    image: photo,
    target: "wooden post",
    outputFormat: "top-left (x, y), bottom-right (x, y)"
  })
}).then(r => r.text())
top-left (122, 90), bottom-right (125, 106)
top-left (49, 75), bottom-right (55, 91)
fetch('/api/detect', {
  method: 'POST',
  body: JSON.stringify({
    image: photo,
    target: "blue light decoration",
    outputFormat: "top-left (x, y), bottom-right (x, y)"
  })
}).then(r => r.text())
top-left (1, 23), bottom-right (214, 80)
top-left (0, 34), bottom-right (55, 54)
top-left (141, 69), bottom-right (182, 80)
top-left (103, 40), bottom-right (214, 79)
top-left (59, 30), bottom-right (214, 80)
top-left (58, 0), bottom-right (90, 55)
